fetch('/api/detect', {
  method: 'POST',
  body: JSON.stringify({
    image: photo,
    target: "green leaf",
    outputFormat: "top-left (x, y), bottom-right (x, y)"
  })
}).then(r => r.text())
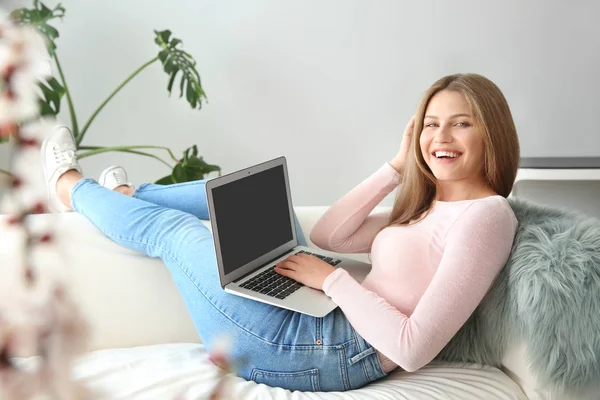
top-left (10, 1), bottom-right (66, 56)
top-left (184, 157), bottom-right (206, 170)
top-left (37, 76), bottom-right (65, 116)
top-left (157, 145), bottom-right (221, 185)
top-left (164, 58), bottom-right (177, 74)
top-left (154, 29), bottom-right (207, 110)
top-left (179, 74), bottom-right (186, 98)
top-left (154, 30), bottom-right (172, 46)
top-left (184, 167), bottom-right (205, 182)
top-left (184, 154), bottom-right (221, 175)
top-left (167, 71), bottom-right (178, 94)
top-left (38, 100), bottom-right (54, 116)
top-left (186, 80), bottom-right (197, 109)
top-left (155, 175), bottom-right (174, 185)
top-left (171, 163), bottom-right (188, 183)
top-left (158, 50), bottom-right (169, 63)
top-left (202, 163), bottom-right (221, 174)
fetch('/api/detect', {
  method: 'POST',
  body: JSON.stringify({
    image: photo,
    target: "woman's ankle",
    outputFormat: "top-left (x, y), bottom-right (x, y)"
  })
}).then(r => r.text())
top-left (56, 169), bottom-right (83, 208)
top-left (114, 185), bottom-right (135, 196)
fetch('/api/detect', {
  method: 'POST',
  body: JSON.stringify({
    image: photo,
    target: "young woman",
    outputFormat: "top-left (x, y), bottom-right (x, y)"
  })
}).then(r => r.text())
top-left (41, 73), bottom-right (519, 392)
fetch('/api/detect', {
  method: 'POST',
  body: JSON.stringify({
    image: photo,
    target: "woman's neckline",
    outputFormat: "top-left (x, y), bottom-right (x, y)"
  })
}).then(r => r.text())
top-left (433, 194), bottom-right (503, 205)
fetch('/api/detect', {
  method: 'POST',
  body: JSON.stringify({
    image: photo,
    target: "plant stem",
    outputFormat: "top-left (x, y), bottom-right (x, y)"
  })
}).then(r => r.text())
top-left (78, 56), bottom-right (160, 145)
top-left (115, 149), bottom-right (174, 169)
top-left (0, 168), bottom-right (12, 177)
top-left (53, 54), bottom-right (79, 139)
top-left (77, 145), bottom-right (178, 165)
top-left (78, 147), bottom-right (173, 169)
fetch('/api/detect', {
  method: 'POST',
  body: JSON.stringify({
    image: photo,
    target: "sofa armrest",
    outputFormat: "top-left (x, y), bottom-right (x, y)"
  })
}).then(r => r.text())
top-left (7, 212), bottom-right (201, 351)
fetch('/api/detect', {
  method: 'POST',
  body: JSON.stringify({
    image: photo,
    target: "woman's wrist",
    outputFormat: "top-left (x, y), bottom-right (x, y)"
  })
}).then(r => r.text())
top-left (322, 268), bottom-right (344, 293)
top-left (319, 265), bottom-right (337, 289)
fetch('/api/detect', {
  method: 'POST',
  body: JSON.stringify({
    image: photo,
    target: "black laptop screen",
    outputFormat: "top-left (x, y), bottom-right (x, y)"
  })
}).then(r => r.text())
top-left (211, 165), bottom-right (294, 275)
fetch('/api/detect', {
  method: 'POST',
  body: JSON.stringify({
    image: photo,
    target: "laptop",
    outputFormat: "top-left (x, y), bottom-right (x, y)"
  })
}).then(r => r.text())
top-left (205, 156), bottom-right (372, 317)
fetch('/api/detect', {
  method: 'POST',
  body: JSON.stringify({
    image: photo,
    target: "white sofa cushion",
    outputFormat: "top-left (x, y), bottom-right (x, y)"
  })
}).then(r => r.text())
top-left (13, 342), bottom-right (525, 399)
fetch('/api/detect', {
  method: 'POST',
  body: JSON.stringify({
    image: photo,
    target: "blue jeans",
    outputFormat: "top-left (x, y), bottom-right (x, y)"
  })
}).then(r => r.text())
top-left (70, 178), bottom-right (387, 392)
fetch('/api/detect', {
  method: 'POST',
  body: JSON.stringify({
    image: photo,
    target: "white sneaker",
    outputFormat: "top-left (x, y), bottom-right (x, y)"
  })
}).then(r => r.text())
top-left (40, 125), bottom-right (82, 212)
top-left (98, 166), bottom-right (133, 191)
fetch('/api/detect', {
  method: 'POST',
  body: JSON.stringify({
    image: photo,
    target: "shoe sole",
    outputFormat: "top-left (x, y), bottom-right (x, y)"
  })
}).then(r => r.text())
top-left (40, 131), bottom-right (56, 211)
top-left (40, 132), bottom-right (52, 189)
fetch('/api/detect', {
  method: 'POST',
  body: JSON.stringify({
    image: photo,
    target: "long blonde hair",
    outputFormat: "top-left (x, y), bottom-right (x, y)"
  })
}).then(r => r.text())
top-left (387, 73), bottom-right (520, 227)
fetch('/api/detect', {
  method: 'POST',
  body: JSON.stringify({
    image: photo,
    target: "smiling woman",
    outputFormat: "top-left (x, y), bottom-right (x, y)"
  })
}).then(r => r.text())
top-left (308, 73), bottom-right (521, 375)
top-left (385, 73), bottom-right (520, 227)
top-left (420, 90), bottom-right (495, 201)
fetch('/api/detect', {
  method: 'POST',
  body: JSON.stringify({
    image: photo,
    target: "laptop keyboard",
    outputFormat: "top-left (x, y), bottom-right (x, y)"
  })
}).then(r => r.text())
top-left (297, 250), bottom-right (343, 266)
top-left (239, 250), bottom-right (343, 300)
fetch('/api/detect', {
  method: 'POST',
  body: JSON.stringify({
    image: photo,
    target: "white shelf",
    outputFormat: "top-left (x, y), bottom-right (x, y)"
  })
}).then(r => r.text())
top-left (515, 168), bottom-right (600, 183)
top-left (510, 168), bottom-right (600, 198)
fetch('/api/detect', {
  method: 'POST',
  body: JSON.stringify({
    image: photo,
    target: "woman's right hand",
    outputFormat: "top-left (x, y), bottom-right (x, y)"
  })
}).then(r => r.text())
top-left (389, 116), bottom-right (415, 176)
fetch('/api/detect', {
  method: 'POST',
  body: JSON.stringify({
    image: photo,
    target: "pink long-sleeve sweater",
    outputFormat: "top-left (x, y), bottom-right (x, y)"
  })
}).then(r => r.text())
top-left (311, 163), bottom-right (518, 373)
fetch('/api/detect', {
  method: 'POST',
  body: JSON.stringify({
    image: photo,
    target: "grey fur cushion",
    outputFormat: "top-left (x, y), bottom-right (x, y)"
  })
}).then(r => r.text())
top-left (435, 198), bottom-right (600, 393)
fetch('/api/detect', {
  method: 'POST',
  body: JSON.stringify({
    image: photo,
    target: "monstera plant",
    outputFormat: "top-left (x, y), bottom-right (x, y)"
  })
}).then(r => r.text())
top-left (1, 0), bottom-right (220, 184)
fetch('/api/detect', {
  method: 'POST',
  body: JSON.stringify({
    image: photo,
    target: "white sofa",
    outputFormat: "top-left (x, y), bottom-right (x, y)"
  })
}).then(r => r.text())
top-left (0, 207), bottom-right (577, 399)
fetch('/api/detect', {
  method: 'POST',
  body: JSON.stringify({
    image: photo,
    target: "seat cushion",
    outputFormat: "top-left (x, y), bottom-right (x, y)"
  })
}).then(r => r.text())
top-left (15, 343), bottom-right (527, 399)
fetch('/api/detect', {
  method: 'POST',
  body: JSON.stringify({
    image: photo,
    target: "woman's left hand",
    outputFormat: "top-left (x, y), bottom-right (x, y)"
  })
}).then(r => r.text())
top-left (274, 253), bottom-right (337, 291)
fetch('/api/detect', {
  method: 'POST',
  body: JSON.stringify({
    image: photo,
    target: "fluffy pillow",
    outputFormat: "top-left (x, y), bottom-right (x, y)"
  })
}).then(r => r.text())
top-left (435, 198), bottom-right (600, 395)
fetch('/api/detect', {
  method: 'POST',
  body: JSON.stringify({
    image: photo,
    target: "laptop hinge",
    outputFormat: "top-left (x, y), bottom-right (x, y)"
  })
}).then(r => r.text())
top-left (232, 247), bottom-right (297, 283)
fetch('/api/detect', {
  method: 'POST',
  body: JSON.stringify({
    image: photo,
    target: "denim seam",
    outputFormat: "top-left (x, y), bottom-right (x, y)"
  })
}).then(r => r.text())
top-left (366, 352), bottom-right (379, 381)
top-left (351, 328), bottom-right (372, 382)
top-left (363, 357), bottom-right (373, 382)
top-left (315, 318), bottom-right (322, 344)
top-left (371, 352), bottom-right (386, 378)
top-left (135, 180), bottom-right (206, 194)
top-left (313, 370), bottom-right (321, 392)
top-left (251, 368), bottom-right (318, 379)
top-left (250, 368), bottom-right (321, 391)
top-left (338, 342), bottom-right (351, 391)
top-left (348, 347), bottom-right (376, 366)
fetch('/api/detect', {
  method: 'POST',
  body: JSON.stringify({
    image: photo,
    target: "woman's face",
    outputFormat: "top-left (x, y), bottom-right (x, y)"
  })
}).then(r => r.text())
top-left (419, 90), bottom-right (486, 185)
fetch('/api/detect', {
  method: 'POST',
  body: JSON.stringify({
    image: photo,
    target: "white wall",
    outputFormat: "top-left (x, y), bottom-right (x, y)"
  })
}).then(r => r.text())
top-left (2, 0), bottom-right (600, 213)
